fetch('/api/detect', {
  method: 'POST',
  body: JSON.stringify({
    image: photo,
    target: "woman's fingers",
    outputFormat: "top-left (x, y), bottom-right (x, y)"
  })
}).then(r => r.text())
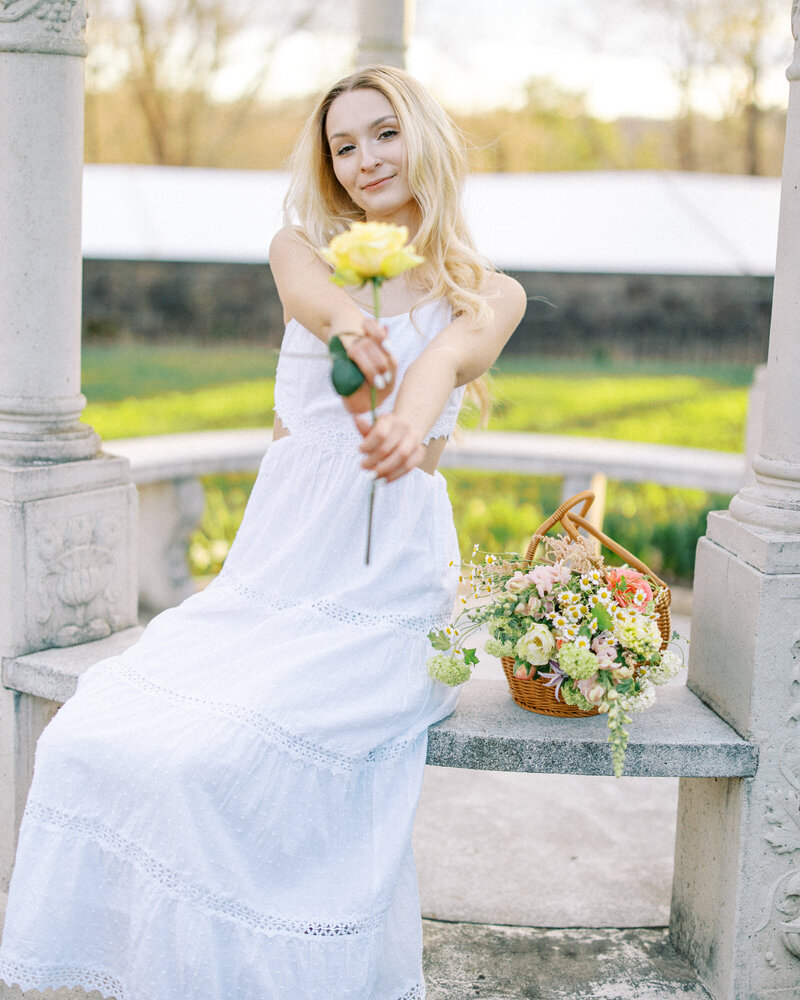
top-left (357, 416), bottom-right (425, 482)
top-left (340, 323), bottom-right (394, 388)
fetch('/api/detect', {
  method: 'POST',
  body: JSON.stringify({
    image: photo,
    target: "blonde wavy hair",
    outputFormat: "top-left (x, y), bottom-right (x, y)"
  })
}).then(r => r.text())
top-left (283, 65), bottom-right (495, 419)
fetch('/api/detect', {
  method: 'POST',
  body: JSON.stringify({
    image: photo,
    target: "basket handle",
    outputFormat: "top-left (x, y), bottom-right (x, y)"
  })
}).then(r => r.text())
top-left (524, 491), bottom-right (595, 561)
top-left (525, 491), bottom-right (668, 591)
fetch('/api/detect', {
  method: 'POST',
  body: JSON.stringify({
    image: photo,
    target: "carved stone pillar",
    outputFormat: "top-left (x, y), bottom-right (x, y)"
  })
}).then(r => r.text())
top-left (669, 5), bottom-right (800, 998)
top-left (356, 0), bottom-right (414, 69)
top-left (0, 0), bottom-right (138, 894)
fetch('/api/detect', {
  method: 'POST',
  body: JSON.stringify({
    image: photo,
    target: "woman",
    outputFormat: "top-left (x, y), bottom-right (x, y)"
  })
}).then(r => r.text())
top-left (0, 66), bottom-right (525, 1000)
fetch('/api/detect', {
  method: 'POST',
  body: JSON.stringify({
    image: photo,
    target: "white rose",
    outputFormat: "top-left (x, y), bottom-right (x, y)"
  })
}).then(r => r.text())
top-left (515, 623), bottom-right (556, 666)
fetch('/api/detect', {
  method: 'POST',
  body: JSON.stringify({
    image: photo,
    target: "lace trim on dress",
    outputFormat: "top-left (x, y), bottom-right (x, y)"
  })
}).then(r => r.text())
top-left (0, 959), bottom-right (126, 999)
top-left (0, 961), bottom-right (425, 1000)
top-left (223, 578), bottom-right (453, 636)
top-left (22, 801), bottom-right (391, 942)
top-left (112, 660), bottom-right (421, 774)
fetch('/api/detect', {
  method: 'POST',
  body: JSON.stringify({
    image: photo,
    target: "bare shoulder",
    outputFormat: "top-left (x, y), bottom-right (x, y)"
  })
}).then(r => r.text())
top-left (484, 270), bottom-right (528, 318)
top-left (269, 225), bottom-right (318, 269)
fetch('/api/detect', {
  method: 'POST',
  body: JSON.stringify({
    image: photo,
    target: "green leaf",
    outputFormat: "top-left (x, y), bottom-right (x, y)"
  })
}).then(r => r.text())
top-left (331, 354), bottom-right (365, 397)
top-left (462, 648), bottom-right (479, 666)
top-left (328, 335), bottom-right (348, 358)
top-left (593, 603), bottom-right (613, 631)
top-left (428, 629), bottom-right (452, 651)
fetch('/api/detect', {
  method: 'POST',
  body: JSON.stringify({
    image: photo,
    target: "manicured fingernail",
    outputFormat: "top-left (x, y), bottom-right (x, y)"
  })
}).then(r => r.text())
top-left (373, 374), bottom-right (386, 390)
top-left (384, 370), bottom-right (393, 385)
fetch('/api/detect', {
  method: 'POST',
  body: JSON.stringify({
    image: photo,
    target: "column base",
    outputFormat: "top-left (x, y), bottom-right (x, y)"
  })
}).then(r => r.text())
top-left (670, 513), bottom-right (800, 999)
top-left (0, 423), bottom-right (100, 466)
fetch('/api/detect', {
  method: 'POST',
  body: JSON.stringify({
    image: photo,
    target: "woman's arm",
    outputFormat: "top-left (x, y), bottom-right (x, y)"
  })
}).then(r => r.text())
top-left (269, 226), bottom-right (395, 411)
top-left (357, 272), bottom-right (527, 481)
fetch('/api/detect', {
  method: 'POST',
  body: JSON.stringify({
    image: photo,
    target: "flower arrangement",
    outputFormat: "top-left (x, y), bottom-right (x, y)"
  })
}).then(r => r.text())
top-left (322, 221), bottom-right (424, 563)
top-left (427, 533), bottom-right (684, 777)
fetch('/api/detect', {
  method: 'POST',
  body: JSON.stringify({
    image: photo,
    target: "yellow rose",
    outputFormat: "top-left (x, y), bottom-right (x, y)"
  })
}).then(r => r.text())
top-left (322, 221), bottom-right (424, 286)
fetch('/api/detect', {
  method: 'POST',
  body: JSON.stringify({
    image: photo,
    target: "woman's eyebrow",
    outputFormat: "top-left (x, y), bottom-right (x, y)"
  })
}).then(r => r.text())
top-left (329, 115), bottom-right (398, 141)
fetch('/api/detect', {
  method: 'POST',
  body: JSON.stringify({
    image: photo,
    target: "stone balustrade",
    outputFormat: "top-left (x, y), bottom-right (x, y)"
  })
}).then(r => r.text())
top-left (104, 428), bottom-right (748, 613)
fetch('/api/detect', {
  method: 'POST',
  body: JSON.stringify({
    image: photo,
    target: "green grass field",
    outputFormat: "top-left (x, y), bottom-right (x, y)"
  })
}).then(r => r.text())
top-left (83, 343), bottom-right (751, 452)
top-left (82, 343), bottom-right (753, 583)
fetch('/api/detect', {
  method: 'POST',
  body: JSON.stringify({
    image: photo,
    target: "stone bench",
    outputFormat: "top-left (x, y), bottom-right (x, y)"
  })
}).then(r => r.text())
top-left (2, 630), bottom-right (756, 780)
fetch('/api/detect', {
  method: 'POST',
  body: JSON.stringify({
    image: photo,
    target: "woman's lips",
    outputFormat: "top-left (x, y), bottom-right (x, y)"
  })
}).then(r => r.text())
top-left (362, 175), bottom-right (393, 190)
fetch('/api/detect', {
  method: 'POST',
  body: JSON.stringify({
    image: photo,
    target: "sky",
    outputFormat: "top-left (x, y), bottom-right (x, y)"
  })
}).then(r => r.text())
top-left (240, 0), bottom-right (795, 119)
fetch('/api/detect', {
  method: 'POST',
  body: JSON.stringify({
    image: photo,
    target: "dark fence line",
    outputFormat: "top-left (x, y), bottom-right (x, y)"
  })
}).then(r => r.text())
top-left (82, 259), bottom-right (772, 363)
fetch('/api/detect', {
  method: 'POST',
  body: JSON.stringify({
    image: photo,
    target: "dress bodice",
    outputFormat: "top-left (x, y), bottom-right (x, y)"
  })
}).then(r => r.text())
top-left (273, 298), bottom-right (465, 448)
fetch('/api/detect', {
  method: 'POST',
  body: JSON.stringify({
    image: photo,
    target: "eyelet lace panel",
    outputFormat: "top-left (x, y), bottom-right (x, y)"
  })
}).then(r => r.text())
top-left (111, 660), bottom-right (421, 775)
top-left (221, 578), bottom-right (453, 636)
top-left (21, 801), bottom-right (390, 942)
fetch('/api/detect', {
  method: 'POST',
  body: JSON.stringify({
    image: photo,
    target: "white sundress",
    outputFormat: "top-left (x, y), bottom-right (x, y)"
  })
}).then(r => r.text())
top-left (0, 297), bottom-right (466, 1000)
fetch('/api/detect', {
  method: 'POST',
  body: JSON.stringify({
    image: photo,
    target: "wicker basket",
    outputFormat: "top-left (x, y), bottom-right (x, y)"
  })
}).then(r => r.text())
top-left (501, 490), bottom-right (672, 718)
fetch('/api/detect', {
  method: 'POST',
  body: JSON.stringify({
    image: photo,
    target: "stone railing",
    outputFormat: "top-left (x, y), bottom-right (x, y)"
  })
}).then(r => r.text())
top-left (103, 427), bottom-right (748, 613)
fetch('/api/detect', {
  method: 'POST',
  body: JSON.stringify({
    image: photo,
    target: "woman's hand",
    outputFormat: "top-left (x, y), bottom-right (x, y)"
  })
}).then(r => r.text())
top-left (355, 411), bottom-right (426, 483)
top-left (337, 318), bottom-right (397, 415)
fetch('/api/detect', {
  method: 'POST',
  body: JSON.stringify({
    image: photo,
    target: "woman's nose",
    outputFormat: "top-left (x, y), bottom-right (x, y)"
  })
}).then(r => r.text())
top-left (359, 148), bottom-right (381, 171)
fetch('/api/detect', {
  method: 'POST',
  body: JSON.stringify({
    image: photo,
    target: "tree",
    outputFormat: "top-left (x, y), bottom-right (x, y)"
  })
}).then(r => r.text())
top-left (712, 0), bottom-right (787, 174)
top-left (85, 0), bottom-right (327, 166)
top-left (576, 0), bottom-right (789, 174)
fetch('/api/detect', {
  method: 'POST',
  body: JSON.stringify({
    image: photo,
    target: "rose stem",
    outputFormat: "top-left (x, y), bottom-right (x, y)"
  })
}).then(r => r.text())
top-left (365, 279), bottom-right (382, 565)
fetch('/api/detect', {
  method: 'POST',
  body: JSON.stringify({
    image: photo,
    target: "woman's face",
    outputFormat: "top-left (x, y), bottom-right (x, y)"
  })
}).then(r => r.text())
top-left (325, 88), bottom-right (419, 232)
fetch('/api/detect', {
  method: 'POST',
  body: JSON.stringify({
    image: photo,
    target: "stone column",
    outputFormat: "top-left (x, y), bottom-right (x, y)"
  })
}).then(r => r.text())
top-left (669, 5), bottom-right (800, 998)
top-left (0, 0), bottom-right (138, 895)
top-left (357, 0), bottom-right (414, 69)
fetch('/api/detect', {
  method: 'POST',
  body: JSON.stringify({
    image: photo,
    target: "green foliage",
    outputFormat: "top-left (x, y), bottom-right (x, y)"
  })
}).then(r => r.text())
top-left (486, 372), bottom-right (748, 452)
top-left (82, 343), bottom-right (277, 401)
top-left (188, 474), bottom-right (256, 578)
top-left (85, 380), bottom-right (275, 439)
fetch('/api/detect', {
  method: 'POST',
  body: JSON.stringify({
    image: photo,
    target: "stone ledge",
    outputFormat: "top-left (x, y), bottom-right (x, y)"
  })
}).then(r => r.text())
top-left (2, 628), bottom-right (143, 704)
top-left (427, 680), bottom-right (758, 778)
top-left (104, 428), bottom-right (746, 494)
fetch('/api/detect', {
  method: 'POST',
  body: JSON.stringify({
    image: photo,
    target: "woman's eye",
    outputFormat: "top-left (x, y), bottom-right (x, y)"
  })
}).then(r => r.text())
top-left (335, 143), bottom-right (355, 156)
top-left (379, 129), bottom-right (398, 141)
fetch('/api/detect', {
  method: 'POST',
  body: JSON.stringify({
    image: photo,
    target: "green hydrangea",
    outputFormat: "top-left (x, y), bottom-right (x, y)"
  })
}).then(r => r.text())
top-left (427, 653), bottom-right (472, 687)
top-left (557, 643), bottom-right (599, 680)
top-left (647, 648), bottom-right (683, 686)
top-left (560, 682), bottom-right (594, 712)
top-left (614, 613), bottom-right (662, 658)
top-left (484, 637), bottom-right (515, 658)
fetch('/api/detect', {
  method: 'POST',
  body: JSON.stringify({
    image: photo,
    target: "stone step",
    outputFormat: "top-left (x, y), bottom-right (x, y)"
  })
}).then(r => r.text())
top-left (422, 921), bottom-right (712, 1000)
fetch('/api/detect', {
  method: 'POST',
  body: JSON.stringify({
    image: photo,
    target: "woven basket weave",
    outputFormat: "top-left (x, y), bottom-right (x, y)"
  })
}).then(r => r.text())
top-left (501, 491), bottom-right (672, 718)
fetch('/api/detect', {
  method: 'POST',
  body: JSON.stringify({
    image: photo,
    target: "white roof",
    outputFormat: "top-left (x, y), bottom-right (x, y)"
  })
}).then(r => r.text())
top-left (82, 164), bottom-right (780, 276)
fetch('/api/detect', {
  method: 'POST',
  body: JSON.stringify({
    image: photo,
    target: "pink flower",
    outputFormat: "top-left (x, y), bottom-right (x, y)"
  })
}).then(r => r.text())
top-left (528, 562), bottom-right (569, 598)
top-left (605, 567), bottom-right (654, 608)
top-left (505, 571), bottom-right (529, 595)
top-left (514, 664), bottom-right (531, 679)
top-left (577, 677), bottom-right (605, 705)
